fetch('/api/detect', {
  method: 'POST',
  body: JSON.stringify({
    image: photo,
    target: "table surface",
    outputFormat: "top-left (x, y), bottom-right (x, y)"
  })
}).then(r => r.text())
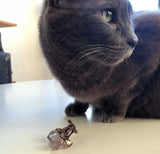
top-left (0, 80), bottom-right (160, 154)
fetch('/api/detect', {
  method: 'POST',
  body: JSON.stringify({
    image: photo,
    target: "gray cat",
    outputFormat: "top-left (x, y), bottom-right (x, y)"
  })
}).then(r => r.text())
top-left (39, 0), bottom-right (160, 122)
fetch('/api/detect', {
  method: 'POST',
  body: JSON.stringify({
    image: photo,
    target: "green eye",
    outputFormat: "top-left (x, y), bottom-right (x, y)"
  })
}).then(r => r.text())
top-left (101, 10), bottom-right (113, 23)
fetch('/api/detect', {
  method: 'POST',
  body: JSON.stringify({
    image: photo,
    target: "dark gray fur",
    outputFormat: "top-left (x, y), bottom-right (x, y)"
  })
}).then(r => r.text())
top-left (39, 0), bottom-right (160, 122)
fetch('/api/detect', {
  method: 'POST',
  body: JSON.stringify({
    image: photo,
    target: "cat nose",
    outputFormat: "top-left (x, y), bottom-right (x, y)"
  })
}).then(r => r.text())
top-left (127, 36), bottom-right (138, 48)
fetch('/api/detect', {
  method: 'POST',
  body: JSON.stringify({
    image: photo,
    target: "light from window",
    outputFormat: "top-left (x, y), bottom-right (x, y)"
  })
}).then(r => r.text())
top-left (129, 0), bottom-right (159, 11)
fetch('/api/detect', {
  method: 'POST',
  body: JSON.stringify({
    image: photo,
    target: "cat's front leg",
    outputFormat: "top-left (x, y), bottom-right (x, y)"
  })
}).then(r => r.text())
top-left (65, 100), bottom-right (89, 116)
top-left (93, 107), bottom-right (125, 123)
top-left (93, 98), bottom-right (129, 123)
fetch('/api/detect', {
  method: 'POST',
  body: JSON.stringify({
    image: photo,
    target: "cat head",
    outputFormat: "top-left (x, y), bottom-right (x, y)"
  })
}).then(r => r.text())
top-left (39, 0), bottom-right (138, 99)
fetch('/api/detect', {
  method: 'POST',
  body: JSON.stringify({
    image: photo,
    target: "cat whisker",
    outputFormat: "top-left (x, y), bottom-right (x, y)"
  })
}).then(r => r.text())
top-left (66, 55), bottom-right (97, 74)
top-left (79, 48), bottom-right (103, 60)
top-left (89, 53), bottom-right (113, 72)
top-left (63, 46), bottom-right (106, 73)
top-left (87, 53), bottom-right (113, 73)
top-left (62, 45), bottom-right (125, 74)
top-left (77, 51), bottom-right (113, 73)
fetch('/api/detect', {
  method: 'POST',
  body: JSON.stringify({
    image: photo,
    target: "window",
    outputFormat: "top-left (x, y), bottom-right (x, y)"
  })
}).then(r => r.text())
top-left (129, 0), bottom-right (159, 11)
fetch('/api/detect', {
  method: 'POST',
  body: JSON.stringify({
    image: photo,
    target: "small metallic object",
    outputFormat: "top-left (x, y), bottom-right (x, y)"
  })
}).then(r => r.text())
top-left (47, 120), bottom-right (78, 149)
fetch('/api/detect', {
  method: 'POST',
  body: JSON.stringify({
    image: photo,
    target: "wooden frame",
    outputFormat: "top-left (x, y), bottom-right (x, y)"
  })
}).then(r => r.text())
top-left (0, 20), bottom-right (17, 28)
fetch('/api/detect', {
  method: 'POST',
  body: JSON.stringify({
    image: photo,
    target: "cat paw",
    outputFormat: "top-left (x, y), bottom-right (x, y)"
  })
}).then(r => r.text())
top-left (99, 113), bottom-right (124, 123)
top-left (65, 102), bottom-right (89, 117)
top-left (94, 108), bottom-right (125, 123)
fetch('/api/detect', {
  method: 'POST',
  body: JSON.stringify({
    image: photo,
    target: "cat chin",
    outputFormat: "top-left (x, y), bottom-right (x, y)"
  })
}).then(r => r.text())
top-left (66, 90), bottom-right (100, 103)
top-left (60, 79), bottom-right (112, 103)
top-left (113, 48), bottom-right (133, 65)
top-left (59, 80), bottom-right (100, 102)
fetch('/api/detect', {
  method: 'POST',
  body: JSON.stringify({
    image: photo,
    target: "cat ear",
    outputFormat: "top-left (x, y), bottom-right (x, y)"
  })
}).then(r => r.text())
top-left (128, 1), bottom-right (134, 15)
top-left (47, 0), bottom-right (89, 9)
top-left (47, 0), bottom-right (59, 7)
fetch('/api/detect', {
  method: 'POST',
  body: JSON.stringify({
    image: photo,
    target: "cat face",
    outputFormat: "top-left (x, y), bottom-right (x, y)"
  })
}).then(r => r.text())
top-left (40, 0), bottom-right (137, 69)
top-left (39, 0), bottom-right (138, 100)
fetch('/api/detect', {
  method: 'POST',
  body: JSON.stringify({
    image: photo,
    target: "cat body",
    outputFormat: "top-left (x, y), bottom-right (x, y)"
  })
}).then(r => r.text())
top-left (39, 0), bottom-right (160, 122)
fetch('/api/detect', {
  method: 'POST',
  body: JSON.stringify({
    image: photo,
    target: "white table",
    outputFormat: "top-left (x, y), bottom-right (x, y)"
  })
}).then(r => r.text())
top-left (0, 80), bottom-right (160, 154)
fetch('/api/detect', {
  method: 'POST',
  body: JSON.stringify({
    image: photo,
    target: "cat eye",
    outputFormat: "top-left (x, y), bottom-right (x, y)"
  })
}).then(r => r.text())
top-left (101, 9), bottom-right (115, 23)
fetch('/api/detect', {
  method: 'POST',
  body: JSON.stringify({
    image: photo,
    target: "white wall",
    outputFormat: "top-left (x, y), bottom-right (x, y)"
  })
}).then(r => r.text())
top-left (129, 0), bottom-right (158, 11)
top-left (0, 0), bottom-right (53, 82)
